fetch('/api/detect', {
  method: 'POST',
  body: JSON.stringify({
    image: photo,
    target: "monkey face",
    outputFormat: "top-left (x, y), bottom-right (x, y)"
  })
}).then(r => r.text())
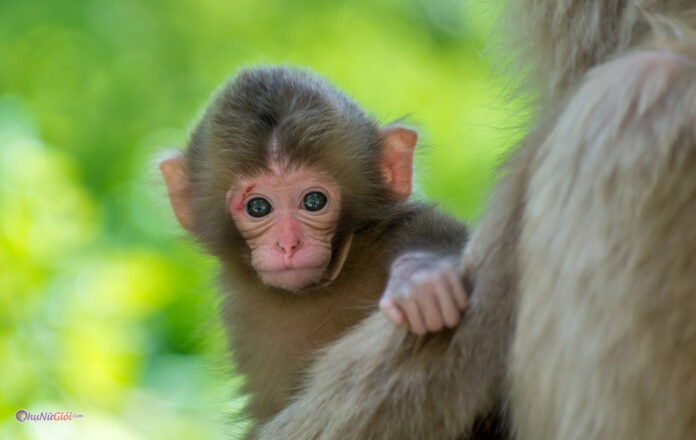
top-left (226, 165), bottom-right (343, 292)
top-left (161, 68), bottom-right (418, 293)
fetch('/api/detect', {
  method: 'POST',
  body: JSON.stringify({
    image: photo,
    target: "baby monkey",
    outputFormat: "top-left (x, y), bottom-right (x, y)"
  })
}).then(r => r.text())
top-left (160, 66), bottom-right (468, 429)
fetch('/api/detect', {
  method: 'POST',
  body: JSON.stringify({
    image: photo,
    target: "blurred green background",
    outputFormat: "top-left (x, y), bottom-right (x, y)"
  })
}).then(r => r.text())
top-left (1, 0), bottom-right (518, 438)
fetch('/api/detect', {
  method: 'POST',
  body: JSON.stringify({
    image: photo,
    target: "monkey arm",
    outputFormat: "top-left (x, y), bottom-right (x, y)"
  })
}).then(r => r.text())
top-left (511, 46), bottom-right (696, 439)
top-left (377, 208), bottom-right (470, 333)
top-left (384, 205), bottom-right (469, 262)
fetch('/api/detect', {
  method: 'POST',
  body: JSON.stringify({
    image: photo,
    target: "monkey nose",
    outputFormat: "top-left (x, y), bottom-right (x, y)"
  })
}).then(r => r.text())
top-left (276, 239), bottom-right (301, 257)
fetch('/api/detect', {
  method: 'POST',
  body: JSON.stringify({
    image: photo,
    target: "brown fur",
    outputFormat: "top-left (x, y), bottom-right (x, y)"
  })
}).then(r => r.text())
top-left (256, 3), bottom-right (696, 440)
top-left (167, 66), bottom-right (469, 431)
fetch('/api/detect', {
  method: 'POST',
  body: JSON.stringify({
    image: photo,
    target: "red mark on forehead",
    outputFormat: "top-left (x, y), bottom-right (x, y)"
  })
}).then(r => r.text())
top-left (234, 184), bottom-right (256, 213)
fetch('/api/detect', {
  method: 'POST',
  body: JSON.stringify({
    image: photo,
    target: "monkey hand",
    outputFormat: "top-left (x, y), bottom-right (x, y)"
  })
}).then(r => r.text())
top-left (379, 252), bottom-right (468, 335)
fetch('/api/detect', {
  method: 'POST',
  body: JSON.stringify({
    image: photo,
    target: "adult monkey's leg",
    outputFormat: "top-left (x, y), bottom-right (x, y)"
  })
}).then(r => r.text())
top-left (513, 46), bottom-right (696, 440)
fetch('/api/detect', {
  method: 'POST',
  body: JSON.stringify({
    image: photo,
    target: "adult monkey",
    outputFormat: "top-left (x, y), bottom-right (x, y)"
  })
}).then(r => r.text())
top-left (257, 1), bottom-right (696, 439)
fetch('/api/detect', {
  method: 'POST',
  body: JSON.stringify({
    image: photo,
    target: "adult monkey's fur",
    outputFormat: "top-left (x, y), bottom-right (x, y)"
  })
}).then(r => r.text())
top-left (256, 1), bottom-right (696, 439)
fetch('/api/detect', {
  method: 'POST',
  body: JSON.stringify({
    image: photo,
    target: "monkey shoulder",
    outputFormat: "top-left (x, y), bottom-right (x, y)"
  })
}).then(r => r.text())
top-left (363, 203), bottom-right (469, 262)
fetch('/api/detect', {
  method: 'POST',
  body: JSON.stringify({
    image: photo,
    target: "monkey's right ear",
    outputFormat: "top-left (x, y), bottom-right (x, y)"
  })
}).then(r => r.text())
top-left (159, 154), bottom-right (194, 231)
top-left (379, 127), bottom-right (418, 202)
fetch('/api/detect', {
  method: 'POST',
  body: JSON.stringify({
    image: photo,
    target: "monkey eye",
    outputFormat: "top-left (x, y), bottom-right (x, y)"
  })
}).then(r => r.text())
top-left (302, 191), bottom-right (327, 212)
top-left (246, 197), bottom-right (272, 218)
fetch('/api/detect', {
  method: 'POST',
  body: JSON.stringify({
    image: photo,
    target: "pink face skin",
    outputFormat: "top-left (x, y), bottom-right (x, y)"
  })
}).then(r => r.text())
top-left (227, 165), bottom-right (342, 292)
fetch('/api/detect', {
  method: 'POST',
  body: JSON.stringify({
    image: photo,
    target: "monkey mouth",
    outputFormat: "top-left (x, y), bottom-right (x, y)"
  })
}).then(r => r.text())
top-left (259, 267), bottom-right (327, 291)
top-left (259, 262), bottom-right (327, 272)
top-left (262, 266), bottom-right (325, 274)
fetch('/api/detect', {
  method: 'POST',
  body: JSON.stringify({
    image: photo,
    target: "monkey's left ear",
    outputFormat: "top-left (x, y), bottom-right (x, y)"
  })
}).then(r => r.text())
top-left (160, 154), bottom-right (194, 231)
top-left (380, 127), bottom-right (417, 201)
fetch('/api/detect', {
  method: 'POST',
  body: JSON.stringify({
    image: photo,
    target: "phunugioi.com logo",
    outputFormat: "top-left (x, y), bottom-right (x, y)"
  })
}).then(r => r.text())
top-left (15, 409), bottom-right (83, 422)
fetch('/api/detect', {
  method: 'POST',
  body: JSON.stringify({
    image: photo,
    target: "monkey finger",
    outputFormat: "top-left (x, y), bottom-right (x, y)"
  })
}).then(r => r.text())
top-left (444, 269), bottom-right (468, 310)
top-left (379, 299), bottom-right (406, 326)
top-left (434, 281), bottom-right (461, 328)
top-left (401, 297), bottom-right (427, 335)
top-left (415, 288), bottom-right (445, 333)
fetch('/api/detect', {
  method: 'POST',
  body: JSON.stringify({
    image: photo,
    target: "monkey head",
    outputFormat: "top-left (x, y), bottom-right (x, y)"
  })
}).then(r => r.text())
top-left (160, 66), bottom-right (417, 292)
